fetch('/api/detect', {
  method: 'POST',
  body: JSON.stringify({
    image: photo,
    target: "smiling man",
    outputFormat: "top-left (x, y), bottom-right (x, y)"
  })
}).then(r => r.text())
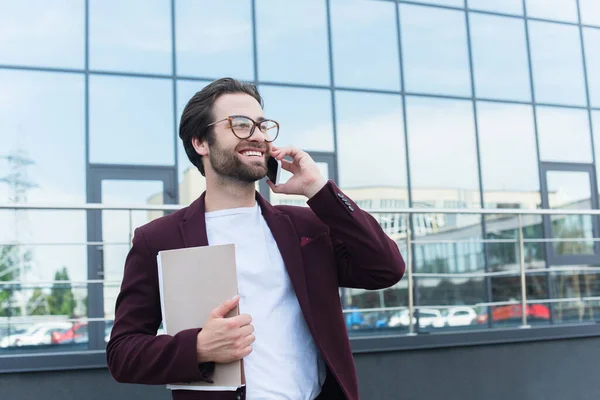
top-left (106, 77), bottom-right (406, 400)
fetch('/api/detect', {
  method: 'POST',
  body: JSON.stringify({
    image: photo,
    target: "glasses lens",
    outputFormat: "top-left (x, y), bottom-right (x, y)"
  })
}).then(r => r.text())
top-left (230, 117), bottom-right (253, 138)
top-left (259, 120), bottom-right (279, 142)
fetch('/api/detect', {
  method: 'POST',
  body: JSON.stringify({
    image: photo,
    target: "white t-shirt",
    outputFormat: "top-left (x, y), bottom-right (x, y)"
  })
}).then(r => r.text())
top-left (205, 203), bottom-right (325, 400)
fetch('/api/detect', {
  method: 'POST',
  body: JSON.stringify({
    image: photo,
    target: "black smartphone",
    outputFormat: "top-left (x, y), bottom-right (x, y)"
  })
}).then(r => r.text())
top-left (267, 156), bottom-right (282, 185)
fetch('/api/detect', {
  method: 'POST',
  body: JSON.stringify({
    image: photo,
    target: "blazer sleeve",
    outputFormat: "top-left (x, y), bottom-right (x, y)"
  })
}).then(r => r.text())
top-left (306, 180), bottom-right (406, 290)
top-left (106, 227), bottom-right (215, 385)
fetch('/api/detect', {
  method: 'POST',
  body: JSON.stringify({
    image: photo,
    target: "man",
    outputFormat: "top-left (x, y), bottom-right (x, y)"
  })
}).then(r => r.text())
top-left (106, 78), bottom-right (405, 400)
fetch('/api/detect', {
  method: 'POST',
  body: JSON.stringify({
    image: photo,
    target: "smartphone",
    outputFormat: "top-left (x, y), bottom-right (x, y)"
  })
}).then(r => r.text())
top-left (267, 156), bottom-right (282, 185)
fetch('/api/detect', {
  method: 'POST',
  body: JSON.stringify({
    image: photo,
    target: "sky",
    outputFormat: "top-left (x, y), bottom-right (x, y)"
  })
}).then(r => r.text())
top-left (1, 0), bottom-right (600, 312)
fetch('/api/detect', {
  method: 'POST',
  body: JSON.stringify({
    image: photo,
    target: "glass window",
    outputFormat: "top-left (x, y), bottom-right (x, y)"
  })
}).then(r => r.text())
top-left (175, 0), bottom-right (254, 80)
top-left (552, 270), bottom-right (600, 324)
top-left (0, 210), bottom-right (88, 352)
top-left (89, 75), bottom-right (174, 165)
top-left (89, 0), bottom-right (172, 74)
top-left (528, 21), bottom-right (587, 106)
top-left (477, 102), bottom-right (539, 209)
top-left (330, 0), bottom-right (400, 91)
top-left (400, 5), bottom-right (471, 97)
top-left (406, 97), bottom-right (480, 207)
top-left (583, 28), bottom-right (600, 108)
top-left (537, 106), bottom-right (592, 163)
top-left (176, 80), bottom-right (210, 191)
top-left (593, 111), bottom-right (600, 194)
top-left (467, 0), bottom-right (523, 15)
top-left (526, 0), bottom-right (578, 23)
top-left (0, 0), bottom-right (84, 69)
top-left (580, 0), bottom-right (600, 26)
top-left (546, 171), bottom-right (595, 255)
top-left (413, 0), bottom-right (464, 7)
top-left (335, 90), bottom-right (407, 191)
top-left (256, 0), bottom-right (329, 85)
top-left (469, 14), bottom-right (531, 101)
top-left (100, 180), bottom-right (167, 335)
top-left (0, 70), bottom-right (85, 204)
top-left (259, 86), bottom-right (334, 152)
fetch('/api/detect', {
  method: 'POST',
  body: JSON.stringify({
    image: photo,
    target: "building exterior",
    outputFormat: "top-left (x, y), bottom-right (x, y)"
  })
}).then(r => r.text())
top-left (1, 0), bottom-right (600, 393)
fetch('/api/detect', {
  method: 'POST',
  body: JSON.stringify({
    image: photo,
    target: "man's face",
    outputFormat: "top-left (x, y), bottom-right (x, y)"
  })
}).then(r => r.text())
top-left (204, 93), bottom-right (271, 183)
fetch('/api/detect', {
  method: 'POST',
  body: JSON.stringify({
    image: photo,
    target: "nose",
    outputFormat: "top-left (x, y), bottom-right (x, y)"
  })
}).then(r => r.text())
top-left (248, 126), bottom-right (266, 143)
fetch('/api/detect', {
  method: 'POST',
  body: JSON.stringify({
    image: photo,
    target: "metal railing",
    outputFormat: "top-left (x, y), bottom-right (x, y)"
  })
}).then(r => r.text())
top-left (2, 202), bottom-right (600, 336)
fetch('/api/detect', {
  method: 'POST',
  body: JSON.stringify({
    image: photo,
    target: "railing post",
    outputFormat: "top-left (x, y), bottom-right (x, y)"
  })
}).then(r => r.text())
top-left (518, 214), bottom-right (530, 328)
top-left (128, 209), bottom-right (133, 249)
top-left (406, 216), bottom-right (416, 336)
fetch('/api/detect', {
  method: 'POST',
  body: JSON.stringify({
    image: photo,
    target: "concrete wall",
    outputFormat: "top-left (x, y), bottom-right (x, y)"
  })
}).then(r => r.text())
top-left (2, 337), bottom-right (600, 400)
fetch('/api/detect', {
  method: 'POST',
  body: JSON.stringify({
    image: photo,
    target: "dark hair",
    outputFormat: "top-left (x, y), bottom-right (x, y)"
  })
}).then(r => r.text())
top-left (179, 77), bottom-right (264, 176)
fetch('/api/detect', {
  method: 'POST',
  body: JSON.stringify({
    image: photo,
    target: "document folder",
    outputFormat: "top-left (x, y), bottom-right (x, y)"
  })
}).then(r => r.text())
top-left (157, 244), bottom-right (243, 391)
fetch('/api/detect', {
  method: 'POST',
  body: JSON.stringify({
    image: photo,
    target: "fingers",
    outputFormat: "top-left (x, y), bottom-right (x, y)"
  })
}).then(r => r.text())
top-left (210, 295), bottom-right (240, 318)
top-left (229, 313), bottom-right (252, 327)
top-left (271, 146), bottom-right (304, 161)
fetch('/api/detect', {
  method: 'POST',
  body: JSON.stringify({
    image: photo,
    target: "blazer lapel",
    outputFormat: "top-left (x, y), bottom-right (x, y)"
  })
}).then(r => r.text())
top-left (179, 192), bottom-right (209, 248)
top-left (256, 194), bottom-right (314, 328)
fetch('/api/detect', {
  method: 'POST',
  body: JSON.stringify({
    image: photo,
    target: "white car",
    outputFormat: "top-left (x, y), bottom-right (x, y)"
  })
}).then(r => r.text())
top-left (388, 308), bottom-right (445, 329)
top-left (445, 307), bottom-right (477, 327)
top-left (1, 322), bottom-right (72, 347)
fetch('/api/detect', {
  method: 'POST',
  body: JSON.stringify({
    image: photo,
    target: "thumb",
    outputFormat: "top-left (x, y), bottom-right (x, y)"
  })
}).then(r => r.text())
top-left (210, 295), bottom-right (240, 318)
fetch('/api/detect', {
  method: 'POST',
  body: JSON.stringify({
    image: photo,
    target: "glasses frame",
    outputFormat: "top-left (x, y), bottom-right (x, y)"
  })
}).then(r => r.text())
top-left (207, 115), bottom-right (280, 142)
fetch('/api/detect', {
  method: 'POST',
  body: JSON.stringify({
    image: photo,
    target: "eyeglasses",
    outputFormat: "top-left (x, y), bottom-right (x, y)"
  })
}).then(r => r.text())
top-left (207, 115), bottom-right (280, 142)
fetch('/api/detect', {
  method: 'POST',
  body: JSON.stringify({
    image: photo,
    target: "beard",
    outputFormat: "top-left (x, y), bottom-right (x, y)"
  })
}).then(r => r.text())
top-left (208, 140), bottom-right (269, 183)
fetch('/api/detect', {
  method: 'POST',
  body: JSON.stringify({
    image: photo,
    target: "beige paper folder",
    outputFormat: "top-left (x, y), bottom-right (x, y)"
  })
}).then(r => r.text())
top-left (157, 244), bottom-right (243, 391)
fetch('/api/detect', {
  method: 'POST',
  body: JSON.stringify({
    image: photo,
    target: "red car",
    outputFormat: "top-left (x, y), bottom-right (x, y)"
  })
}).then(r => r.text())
top-left (51, 323), bottom-right (88, 345)
top-left (476, 304), bottom-right (550, 324)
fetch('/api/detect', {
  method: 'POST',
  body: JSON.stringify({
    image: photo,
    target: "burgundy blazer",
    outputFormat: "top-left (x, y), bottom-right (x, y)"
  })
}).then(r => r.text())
top-left (106, 180), bottom-right (405, 400)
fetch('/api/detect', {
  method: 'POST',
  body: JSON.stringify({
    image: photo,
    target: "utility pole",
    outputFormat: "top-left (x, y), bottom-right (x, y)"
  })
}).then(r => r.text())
top-left (0, 147), bottom-right (37, 316)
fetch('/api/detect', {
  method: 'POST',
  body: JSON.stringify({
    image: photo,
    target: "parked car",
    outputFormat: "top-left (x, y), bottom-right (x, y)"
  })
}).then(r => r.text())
top-left (445, 307), bottom-right (477, 327)
top-left (1, 322), bottom-right (72, 348)
top-left (51, 322), bottom-right (88, 345)
top-left (388, 308), bottom-right (445, 328)
top-left (476, 304), bottom-right (550, 324)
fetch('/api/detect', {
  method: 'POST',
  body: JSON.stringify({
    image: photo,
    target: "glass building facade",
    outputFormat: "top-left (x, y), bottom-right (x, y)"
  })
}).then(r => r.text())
top-left (1, 0), bottom-right (600, 367)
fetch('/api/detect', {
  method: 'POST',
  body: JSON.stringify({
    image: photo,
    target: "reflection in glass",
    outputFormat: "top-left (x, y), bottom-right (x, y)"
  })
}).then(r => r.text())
top-left (594, 111), bottom-right (600, 197)
top-left (256, 0), bottom-right (329, 85)
top-left (489, 274), bottom-right (550, 327)
top-left (537, 106), bottom-right (592, 163)
top-left (176, 80), bottom-right (210, 190)
top-left (330, 0), bottom-right (400, 90)
top-left (579, 0), bottom-right (600, 26)
top-left (477, 102), bottom-right (539, 208)
top-left (528, 21), bottom-right (587, 106)
top-left (412, 0), bottom-right (464, 7)
top-left (335, 91), bottom-right (408, 240)
top-left (406, 97), bottom-right (480, 209)
top-left (89, 0), bottom-right (171, 74)
top-left (546, 171), bottom-right (595, 256)
top-left (552, 270), bottom-right (600, 324)
top-left (259, 86), bottom-right (334, 152)
top-left (89, 75), bottom-right (174, 165)
top-left (101, 180), bottom-right (166, 328)
top-left (269, 162), bottom-right (330, 208)
top-left (400, 5), bottom-right (471, 96)
top-left (467, 0), bottom-right (523, 15)
top-left (175, 0), bottom-right (254, 80)
top-left (0, 0), bottom-right (84, 68)
top-left (526, 0), bottom-right (578, 23)
top-left (485, 214), bottom-right (545, 272)
top-left (583, 28), bottom-right (600, 108)
top-left (0, 208), bottom-right (88, 353)
top-left (0, 70), bottom-right (85, 204)
top-left (469, 14), bottom-right (531, 101)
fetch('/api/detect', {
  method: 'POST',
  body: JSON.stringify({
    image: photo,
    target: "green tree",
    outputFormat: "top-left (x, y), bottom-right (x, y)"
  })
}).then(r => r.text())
top-left (47, 267), bottom-right (76, 317)
top-left (26, 288), bottom-right (48, 315)
top-left (0, 245), bottom-right (31, 317)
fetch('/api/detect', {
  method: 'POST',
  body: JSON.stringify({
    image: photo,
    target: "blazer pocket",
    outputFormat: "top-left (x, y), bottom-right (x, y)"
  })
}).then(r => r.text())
top-left (300, 231), bottom-right (328, 248)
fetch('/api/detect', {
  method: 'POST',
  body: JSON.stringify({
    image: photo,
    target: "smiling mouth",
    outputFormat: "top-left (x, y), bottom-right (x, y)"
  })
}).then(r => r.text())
top-left (238, 150), bottom-right (266, 161)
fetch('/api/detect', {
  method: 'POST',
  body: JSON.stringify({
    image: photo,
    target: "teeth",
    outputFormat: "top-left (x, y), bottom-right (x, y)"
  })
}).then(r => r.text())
top-left (242, 151), bottom-right (262, 157)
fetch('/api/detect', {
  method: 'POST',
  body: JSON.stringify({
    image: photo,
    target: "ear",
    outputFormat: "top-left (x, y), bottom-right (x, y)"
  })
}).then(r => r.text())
top-left (192, 136), bottom-right (209, 157)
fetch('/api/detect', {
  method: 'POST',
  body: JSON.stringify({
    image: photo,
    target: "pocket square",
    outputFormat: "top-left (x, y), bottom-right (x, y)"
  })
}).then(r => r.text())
top-left (300, 236), bottom-right (313, 247)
